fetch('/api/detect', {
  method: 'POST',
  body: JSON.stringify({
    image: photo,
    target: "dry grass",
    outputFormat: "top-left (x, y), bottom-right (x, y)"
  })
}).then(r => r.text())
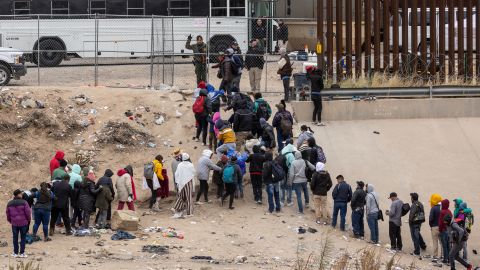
top-left (9, 261), bottom-right (41, 270)
top-left (357, 248), bottom-right (382, 270)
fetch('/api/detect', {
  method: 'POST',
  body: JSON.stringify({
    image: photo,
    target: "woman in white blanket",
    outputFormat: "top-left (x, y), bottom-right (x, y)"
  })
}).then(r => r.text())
top-left (172, 153), bottom-right (196, 218)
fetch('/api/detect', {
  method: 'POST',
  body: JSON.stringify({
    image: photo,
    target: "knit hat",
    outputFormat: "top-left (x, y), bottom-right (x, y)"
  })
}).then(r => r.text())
top-left (276, 103), bottom-right (285, 110)
top-left (315, 162), bottom-right (325, 172)
top-left (220, 155), bottom-right (229, 164)
top-left (87, 170), bottom-right (96, 181)
top-left (198, 81), bottom-right (206, 89)
top-left (104, 169), bottom-right (114, 177)
top-left (182, 153), bottom-right (190, 161)
top-left (429, 194), bottom-right (442, 207)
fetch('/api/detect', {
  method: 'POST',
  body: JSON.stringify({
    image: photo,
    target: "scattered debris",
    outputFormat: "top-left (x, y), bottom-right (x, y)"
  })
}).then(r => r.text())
top-left (97, 121), bottom-right (153, 147)
top-left (142, 245), bottom-right (169, 254)
top-left (191, 256), bottom-right (213, 260)
top-left (95, 240), bottom-right (106, 246)
top-left (168, 92), bottom-right (184, 102)
top-left (111, 230), bottom-right (136, 241)
top-left (21, 98), bottom-right (36, 109)
top-left (296, 227), bottom-right (306, 234)
top-left (307, 227), bottom-right (317, 233)
top-left (235, 255), bottom-right (247, 264)
top-left (73, 94), bottom-right (92, 106)
top-left (155, 116), bottom-right (165, 125)
top-left (147, 142), bottom-right (156, 148)
top-left (175, 110), bottom-right (183, 118)
top-left (0, 240), bottom-right (8, 247)
top-left (373, 131), bottom-right (380, 134)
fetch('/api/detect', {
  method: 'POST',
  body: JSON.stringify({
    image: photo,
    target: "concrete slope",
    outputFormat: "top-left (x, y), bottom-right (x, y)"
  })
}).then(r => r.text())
top-left (308, 118), bottom-right (480, 262)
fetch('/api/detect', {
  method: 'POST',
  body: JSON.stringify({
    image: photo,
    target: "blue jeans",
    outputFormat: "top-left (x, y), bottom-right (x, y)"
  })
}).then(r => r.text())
top-left (292, 182), bottom-right (309, 213)
top-left (280, 181), bottom-right (292, 204)
top-left (409, 223), bottom-right (426, 255)
top-left (12, 225), bottom-right (28, 255)
top-left (332, 202), bottom-right (347, 231)
top-left (236, 174), bottom-right (244, 195)
top-left (351, 208), bottom-right (365, 237)
top-left (276, 128), bottom-right (291, 153)
top-left (366, 212), bottom-right (379, 243)
top-left (33, 208), bottom-right (50, 238)
top-left (440, 231), bottom-right (450, 263)
top-left (266, 182), bottom-right (281, 213)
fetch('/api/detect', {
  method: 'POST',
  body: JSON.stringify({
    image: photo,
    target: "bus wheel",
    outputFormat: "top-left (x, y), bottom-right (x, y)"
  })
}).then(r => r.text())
top-left (33, 39), bottom-right (65, 67)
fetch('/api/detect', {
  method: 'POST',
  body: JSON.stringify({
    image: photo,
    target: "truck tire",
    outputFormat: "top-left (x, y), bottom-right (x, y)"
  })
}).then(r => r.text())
top-left (0, 64), bottom-right (11, 86)
top-left (33, 39), bottom-right (65, 67)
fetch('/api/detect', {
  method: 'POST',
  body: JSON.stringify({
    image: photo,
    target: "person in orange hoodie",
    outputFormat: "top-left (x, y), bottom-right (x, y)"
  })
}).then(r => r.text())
top-left (49, 151), bottom-right (64, 177)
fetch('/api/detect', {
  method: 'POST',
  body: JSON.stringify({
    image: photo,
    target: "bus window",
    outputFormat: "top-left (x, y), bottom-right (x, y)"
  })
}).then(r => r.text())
top-left (13, 1), bottom-right (30, 15)
top-left (230, 0), bottom-right (246, 17)
top-left (212, 0), bottom-right (228, 16)
top-left (168, 0), bottom-right (190, 16)
top-left (128, 0), bottom-right (145, 15)
top-left (89, 0), bottom-right (106, 15)
top-left (51, 0), bottom-right (69, 15)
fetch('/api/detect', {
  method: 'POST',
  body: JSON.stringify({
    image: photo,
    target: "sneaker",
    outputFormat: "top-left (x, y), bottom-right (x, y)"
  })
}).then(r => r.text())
top-left (11, 253), bottom-right (18, 258)
top-left (172, 212), bottom-right (183, 219)
top-left (297, 211), bottom-right (304, 215)
top-left (44, 237), bottom-right (52, 242)
top-left (194, 201), bottom-right (204, 205)
top-left (228, 207), bottom-right (235, 210)
top-left (195, 138), bottom-right (200, 142)
top-left (280, 202), bottom-right (285, 207)
top-left (287, 202), bottom-right (293, 207)
top-left (318, 122), bottom-right (326, 126)
top-left (18, 254), bottom-right (27, 258)
top-left (305, 203), bottom-right (310, 208)
top-left (315, 220), bottom-right (321, 225)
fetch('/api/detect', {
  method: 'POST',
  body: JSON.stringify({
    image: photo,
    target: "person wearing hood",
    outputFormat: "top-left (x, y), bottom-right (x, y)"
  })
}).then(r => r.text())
top-left (365, 184), bottom-right (380, 244)
top-left (297, 125), bottom-right (315, 148)
top-left (246, 145), bottom-right (265, 203)
top-left (193, 88), bottom-right (213, 146)
top-left (219, 49), bottom-right (235, 95)
top-left (116, 168), bottom-right (134, 211)
top-left (125, 165), bottom-right (137, 201)
top-left (233, 101), bottom-right (255, 151)
top-left (439, 199), bottom-right (452, 264)
top-left (453, 198), bottom-right (463, 218)
top-left (310, 162), bottom-right (332, 225)
top-left (95, 179), bottom-right (113, 229)
top-left (52, 159), bottom-right (68, 181)
top-left (221, 156), bottom-right (243, 210)
top-left (50, 174), bottom-right (73, 236)
top-left (196, 149), bottom-right (222, 204)
top-left (216, 123), bottom-right (237, 158)
top-left (259, 118), bottom-right (276, 150)
top-left (70, 180), bottom-right (82, 229)
top-left (213, 155), bottom-right (229, 199)
top-left (444, 214), bottom-right (473, 270)
top-left (408, 192), bottom-right (427, 256)
top-left (456, 202), bottom-right (472, 261)
top-left (145, 156), bottom-right (164, 210)
top-left (94, 169), bottom-right (115, 224)
top-left (262, 152), bottom-right (281, 213)
top-left (49, 151), bottom-right (65, 177)
top-left (332, 175), bottom-right (353, 231)
top-left (272, 102), bottom-right (294, 152)
top-left (252, 93), bottom-right (271, 136)
top-left (209, 112), bottom-right (221, 150)
top-left (280, 139), bottom-right (297, 206)
top-left (173, 153), bottom-right (196, 218)
top-left (32, 182), bottom-right (54, 242)
top-left (171, 148), bottom-right (183, 191)
top-left (307, 137), bottom-right (327, 164)
top-left (78, 171), bottom-right (102, 229)
top-left (69, 164), bottom-right (83, 188)
top-left (351, 181), bottom-right (367, 239)
top-left (6, 189), bottom-right (31, 258)
top-left (288, 151), bottom-right (315, 214)
top-left (429, 194), bottom-right (442, 259)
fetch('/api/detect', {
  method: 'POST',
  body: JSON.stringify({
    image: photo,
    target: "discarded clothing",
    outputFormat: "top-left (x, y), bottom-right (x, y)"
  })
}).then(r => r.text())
top-left (191, 255), bottom-right (214, 260)
top-left (74, 229), bottom-right (94, 237)
top-left (25, 234), bottom-right (41, 244)
top-left (142, 245), bottom-right (169, 254)
top-left (111, 230), bottom-right (136, 241)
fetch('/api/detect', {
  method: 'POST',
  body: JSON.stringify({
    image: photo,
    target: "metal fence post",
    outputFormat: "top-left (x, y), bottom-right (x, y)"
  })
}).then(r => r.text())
top-left (37, 15), bottom-right (40, 86)
top-left (162, 18), bottom-right (165, 84)
top-left (149, 15), bottom-right (154, 89)
top-left (206, 16), bottom-right (210, 83)
top-left (94, 13), bottom-right (98, 87)
top-left (264, 53), bottom-right (268, 92)
top-left (171, 17), bottom-right (174, 86)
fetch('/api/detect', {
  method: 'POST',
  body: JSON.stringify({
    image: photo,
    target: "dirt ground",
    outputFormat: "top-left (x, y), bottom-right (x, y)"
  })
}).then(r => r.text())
top-left (0, 86), bottom-right (474, 269)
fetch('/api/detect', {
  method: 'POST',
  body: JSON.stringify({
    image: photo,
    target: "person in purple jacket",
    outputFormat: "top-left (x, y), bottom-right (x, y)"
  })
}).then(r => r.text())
top-left (6, 189), bottom-right (31, 258)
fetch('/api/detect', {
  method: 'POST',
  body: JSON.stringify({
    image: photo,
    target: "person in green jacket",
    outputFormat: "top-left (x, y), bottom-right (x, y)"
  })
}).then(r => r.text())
top-left (186, 35), bottom-right (207, 84)
top-left (52, 159), bottom-right (68, 181)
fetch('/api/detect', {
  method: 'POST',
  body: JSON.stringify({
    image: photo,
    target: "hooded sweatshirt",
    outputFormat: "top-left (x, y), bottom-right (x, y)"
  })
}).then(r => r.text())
top-left (96, 169), bottom-right (115, 199)
top-left (218, 126), bottom-right (236, 144)
top-left (50, 151), bottom-right (65, 176)
top-left (197, 149), bottom-right (222, 181)
top-left (153, 159), bottom-right (164, 181)
top-left (288, 151), bottom-right (315, 186)
top-left (213, 112), bottom-right (221, 137)
top-left (453, 198), bottom-right (463, 218)
top-left (233, 107), bottom-right (255, 132)
top-left (259, 118), bottom-right (276, 149)
top-left (262, 152), bottom-right (274, 185)
top-left (439, 199), bottom-right (452, 232)
top-left (296, 131), bottom-right (314, 148)
top-left (69, 164), bottom-right (83, 188)
top-left (246, 145), bottom-right (265, 174)
top-left (365, 184), bottom-right (380, 215)
top-left (310, 162), bottom-right (332, 196)
top-left (116, 169), bottom-right (133, 202)
top-left (281, 143), bottom-right (297, 168)
top-left (429, 194), bottom-right (442, 228)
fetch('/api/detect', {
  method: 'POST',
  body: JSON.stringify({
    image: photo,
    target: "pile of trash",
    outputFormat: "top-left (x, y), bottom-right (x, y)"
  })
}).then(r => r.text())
top-left (142, 245), bottom-right (169, 254)
top-left (0, 92), bottom-right (45, 109)
top-left (143, 226), bottom-right (184, 239)
top-left (111, 230), bottom-right (136, 241)
top-left (74, 228), bottom-right (100, 237)
top-left (96, 121), bottom-right (154, 147)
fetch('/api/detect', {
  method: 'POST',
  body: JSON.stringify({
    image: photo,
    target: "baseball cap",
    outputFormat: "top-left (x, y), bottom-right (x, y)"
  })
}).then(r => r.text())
top-left (388, 192), bottom-right (398, 199)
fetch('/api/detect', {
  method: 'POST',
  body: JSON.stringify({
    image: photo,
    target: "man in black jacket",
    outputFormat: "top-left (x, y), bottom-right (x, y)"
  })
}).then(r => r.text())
top-left (50, 174), bottom-right (72, 235)
top-left (194, 88), bottom-right (213, 146)
top-left (259, 118), bottom-right (276, 150)
top-left (95, 169), bottom-right (115, 225)
top-left (246, 145), bottom-right (265, 203)
top-left (276, 20), bottom-right (289, 51)
top-left (233, 103), bottom-right (255, 151)
top-left (409, 192), bottom-right (427, 256)
top-left (331, 175), bottom-right (352, 231)
top-left (310, 162), bottom-right (332, 225)
top-left (245, 39), bottom-right (265, 93)
top-left (351, 181), bottom-right (367, 238)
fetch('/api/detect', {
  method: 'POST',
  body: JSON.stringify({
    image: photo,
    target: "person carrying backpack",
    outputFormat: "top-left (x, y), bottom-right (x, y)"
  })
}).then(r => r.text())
top-left (307, 137), bottom-right (327, 164)
top-left (213, 155), bottom-right (229, 199)
top-left (408, 192), bottom-right (427, 256)
top-left (457, 202), bottom-right (473, 260)
top-left (259, 118), bottom-right (276, 150)
top-left (252, 93), bottom-right (272, 137)
top-left (288, 152), bottom-right (315, 214)
top-left (310, 162), bottom-right (332, 225)
top-left (193, 88), bottom-right (212, 146)
top-left (230, 43), bottom-right (244, 89)
top-left (439, 199), bottom-right (453, 264)
top-left (365, 184), bottom-right (381, 244)
top-left (263, 152), bottom-right (282, 213)
top-left (233, 101), bottom-right (255, 151)
top-left (221, 156), bottom-right (242, 210)
top-left (246, 145), bottom-right (265, 203)
top-left (216, 123), bottom-right (237, 159)
top-left (297, 125), bottom-right (315, 149)
top-left (272, 101), bottom-right (294, 153)
top-left (444, 214), bottom-right (473, 270)
top-left (386, 192), bottom-right (404, 252)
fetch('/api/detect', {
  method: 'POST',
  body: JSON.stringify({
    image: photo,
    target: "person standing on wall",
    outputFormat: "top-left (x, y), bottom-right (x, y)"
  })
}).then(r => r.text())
top-left (277, 48), bottom-right (293, 102)
top-left (306, 66), bottom-right (325, 126)
top-left (276, 20), bottom-right (289, 51)
top-left (186, 35), bottom-right (207, 85)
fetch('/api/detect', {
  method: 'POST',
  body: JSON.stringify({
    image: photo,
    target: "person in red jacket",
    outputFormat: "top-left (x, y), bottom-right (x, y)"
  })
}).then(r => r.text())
top-left (6, 189), bottom-right (31, 258)
top-left (439, 199), bottom-right (452, 264)
top-left (49, 151), bottom-right (65, 177)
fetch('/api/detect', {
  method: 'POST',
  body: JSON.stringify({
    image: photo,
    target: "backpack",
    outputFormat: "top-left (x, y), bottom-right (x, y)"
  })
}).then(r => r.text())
top-left (412, 202), bottom-right (426, 223)
top-left (272, 161), bottom-right (285, 183)
top-left (256, 100), bottom-right (271, 121)
top-left (280, 114), bottom-right (293, 137)
top-left (304, 160), bottom-right (313, 182)
top-left (401, 203), bottom-right (411, 216)
top-left (192, 96), bottom-right (205, 114)
top-left (231, 55), bottom-right (244, 76)
top-left (236, 93), bottom-right (254, 111)
top-left (465, 212), bottom-right (474, 233)
top-left (223, 165), bottom-right (235, 184)
top-left (143, 162), bottom-right (154, 180)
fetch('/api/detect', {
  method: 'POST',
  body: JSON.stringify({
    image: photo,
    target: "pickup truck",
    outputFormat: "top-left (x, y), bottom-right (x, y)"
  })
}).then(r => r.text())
top-left (0, 47), bottom-right (27, 86)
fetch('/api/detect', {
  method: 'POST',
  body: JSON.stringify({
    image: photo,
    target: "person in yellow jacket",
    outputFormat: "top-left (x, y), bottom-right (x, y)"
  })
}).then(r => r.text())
top-left (147, 155), bottom-right (164, 210)
top-left (215, 120), bottom-right (237, 158)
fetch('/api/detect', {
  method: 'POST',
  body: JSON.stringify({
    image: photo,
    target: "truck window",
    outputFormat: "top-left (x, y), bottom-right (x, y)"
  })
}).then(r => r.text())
top-left (13, 1), bottom-right (30, 16)
top-left (51, 0), bottom-right (69, 15)
top-left (168, 0), bottom-right (190, 16)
